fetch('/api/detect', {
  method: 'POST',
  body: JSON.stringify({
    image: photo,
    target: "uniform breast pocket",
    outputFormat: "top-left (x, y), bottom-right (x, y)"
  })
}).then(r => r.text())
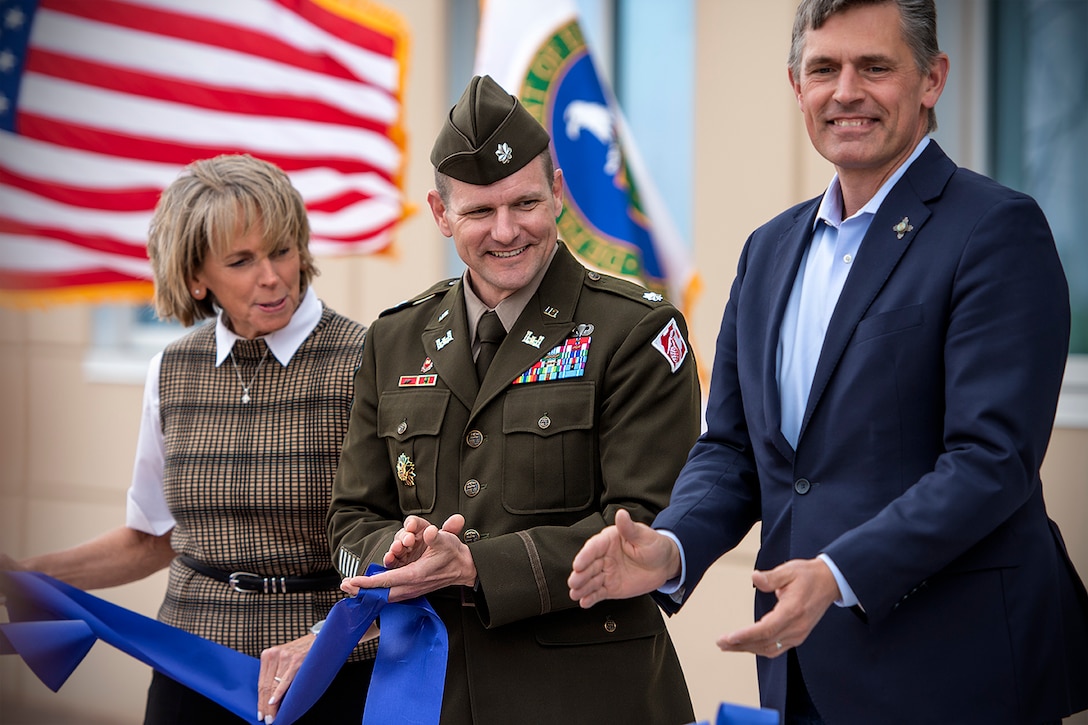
top-left (501, 382), bottom-right (596, 514)
top-left (377, 389), bottom-right (449, 514)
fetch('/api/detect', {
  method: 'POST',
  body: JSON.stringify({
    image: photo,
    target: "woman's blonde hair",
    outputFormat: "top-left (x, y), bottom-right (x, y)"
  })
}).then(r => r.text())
top-left (147, 154), bottom-right (318, 326)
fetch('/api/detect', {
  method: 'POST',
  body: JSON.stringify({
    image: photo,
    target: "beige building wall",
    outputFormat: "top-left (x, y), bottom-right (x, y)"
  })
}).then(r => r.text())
top-left (1, 2), bottom-right (1085, 723)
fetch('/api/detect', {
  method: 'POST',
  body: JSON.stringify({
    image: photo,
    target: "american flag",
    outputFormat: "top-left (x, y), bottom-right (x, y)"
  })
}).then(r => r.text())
top-left (0, 0), bottom-right (410, 305)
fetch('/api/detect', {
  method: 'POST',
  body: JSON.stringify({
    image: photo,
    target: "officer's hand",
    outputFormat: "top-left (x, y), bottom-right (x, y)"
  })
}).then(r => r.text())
top-left (383, 514), bottom-right (465, 569)
top-left (345, 519), bottom-right (476, 602)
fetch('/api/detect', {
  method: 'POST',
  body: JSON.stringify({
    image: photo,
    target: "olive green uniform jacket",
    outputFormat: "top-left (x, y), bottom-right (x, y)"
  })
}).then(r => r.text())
top-left (329, 243), bottom-right (700, 724)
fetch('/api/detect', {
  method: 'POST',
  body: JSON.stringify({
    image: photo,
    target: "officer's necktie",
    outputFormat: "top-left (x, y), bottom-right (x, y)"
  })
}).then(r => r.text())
top-left (475, 310), bottom-right (506, 382)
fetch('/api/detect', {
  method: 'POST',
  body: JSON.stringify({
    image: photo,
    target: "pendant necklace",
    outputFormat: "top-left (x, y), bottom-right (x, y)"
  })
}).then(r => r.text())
top-left (229, 346), bottom-right (270, 404)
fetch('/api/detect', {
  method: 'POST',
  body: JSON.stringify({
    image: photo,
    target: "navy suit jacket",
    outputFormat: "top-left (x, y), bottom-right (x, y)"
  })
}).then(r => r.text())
top-left (655, 141), bottom-right (1088, 723)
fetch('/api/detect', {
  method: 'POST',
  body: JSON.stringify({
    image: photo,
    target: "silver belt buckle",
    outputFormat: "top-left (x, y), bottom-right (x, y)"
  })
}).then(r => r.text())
top-left (228, 571), bottom-right (258, 593)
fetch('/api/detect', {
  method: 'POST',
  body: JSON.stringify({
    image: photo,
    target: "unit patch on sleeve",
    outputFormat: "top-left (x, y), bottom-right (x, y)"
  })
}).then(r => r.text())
top-left (512, 335), bottom-right (591, 384)
top-left (652, 318), bottom-right (688, 373)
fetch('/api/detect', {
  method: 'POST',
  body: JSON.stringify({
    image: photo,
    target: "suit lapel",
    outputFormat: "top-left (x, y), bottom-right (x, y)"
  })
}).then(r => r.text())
top-left (798, 142), bottom-right (955, 444)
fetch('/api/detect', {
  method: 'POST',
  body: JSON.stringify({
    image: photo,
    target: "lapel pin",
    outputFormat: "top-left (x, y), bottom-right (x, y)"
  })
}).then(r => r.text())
top-left (544, 306), bottom-right (560, 318)
top-left (893, 217), bottom-right (913, 240)
top-left (522, 331), bottom-right (545, 348)
top-left (643, 291), bottom-right (663, 302)
top-left (438, 309), bottom-right (450, 322)
top-left (434, 330), bottom-right (454, 350)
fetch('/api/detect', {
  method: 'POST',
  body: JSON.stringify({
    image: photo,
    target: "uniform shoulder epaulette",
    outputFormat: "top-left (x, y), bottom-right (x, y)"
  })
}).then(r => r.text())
top-left (379, 278), bottom-right (458, 318)
top-left (582, 269), bottom-right (672, 308)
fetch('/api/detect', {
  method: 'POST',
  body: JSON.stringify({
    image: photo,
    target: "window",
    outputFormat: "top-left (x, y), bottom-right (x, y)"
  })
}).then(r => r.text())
top-left (990, 0), bottom-right (1087, 356)
top-left (86, 303), bottom-right (189, 383)
top-left (989, 0), bottom-right (1088, 426)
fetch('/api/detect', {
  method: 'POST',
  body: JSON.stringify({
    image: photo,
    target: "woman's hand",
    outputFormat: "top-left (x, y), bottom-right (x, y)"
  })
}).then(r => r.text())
top-left (257, 632), bottom-right (316, 724)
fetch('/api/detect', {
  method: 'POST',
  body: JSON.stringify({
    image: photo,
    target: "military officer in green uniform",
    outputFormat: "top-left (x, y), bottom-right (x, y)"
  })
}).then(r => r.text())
top-left (329, 75), bottom-right (699, 724)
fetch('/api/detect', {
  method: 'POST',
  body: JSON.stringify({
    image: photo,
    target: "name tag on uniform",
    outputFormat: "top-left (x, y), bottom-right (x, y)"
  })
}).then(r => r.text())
top-left (399, 374), bottom-right (438, 387)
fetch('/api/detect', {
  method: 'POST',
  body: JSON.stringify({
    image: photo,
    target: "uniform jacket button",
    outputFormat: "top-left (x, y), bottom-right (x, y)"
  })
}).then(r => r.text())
top-left (603, 617), bottom-right (617, 633)
top-left (464, 528), bottom-right (480, 543)
top-left (466, 430), bottom-right (484, 448)
top-left (794, 478), bottom-right (811, 495)
top-left (464, 479), bottom-right (481, 497)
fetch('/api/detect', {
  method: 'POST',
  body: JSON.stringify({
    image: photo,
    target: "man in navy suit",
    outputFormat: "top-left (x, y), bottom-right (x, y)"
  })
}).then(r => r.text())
top-left (568, 1), bottom-right (1088, 722)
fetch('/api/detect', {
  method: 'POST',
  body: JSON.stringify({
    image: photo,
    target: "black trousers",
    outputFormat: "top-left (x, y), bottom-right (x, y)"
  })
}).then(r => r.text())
top-left (143, 658), bottom-right (373, 725)
top-left (783, 648), bottom-right (1066, 725)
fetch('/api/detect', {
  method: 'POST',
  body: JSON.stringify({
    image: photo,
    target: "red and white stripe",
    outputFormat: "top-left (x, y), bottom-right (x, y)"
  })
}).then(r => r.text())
top-left (0, 0), bottom-right (409, 299)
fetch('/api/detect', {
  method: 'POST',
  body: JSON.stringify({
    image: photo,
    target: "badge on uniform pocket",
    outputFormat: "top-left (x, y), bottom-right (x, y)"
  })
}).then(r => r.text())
top-left (396, 453), bottom-right (416, 486)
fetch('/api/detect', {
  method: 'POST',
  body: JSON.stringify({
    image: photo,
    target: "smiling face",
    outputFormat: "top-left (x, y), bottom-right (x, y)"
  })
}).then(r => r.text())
top-left (428, 154), bottom-right (563, 309)
top-left (190, 224), bottom-right (302, 339)
top-left (788, 2), bottom-right (948, 205)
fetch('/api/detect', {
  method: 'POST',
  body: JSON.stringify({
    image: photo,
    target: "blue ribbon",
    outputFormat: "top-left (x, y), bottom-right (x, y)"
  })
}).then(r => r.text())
top-left (0, 566), bottom-right (446, 725)
top-left (690, 702), bottom-right (780, 725)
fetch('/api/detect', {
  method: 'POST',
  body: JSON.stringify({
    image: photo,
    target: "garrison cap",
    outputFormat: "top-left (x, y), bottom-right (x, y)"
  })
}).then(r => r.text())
top-left (430, 75), bottom-right (551, 185)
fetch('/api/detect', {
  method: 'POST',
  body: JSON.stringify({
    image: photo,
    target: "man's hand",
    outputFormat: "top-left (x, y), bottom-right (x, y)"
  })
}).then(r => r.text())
top-left (341, 514), bottom-right (475, 602)
top-left (717, 558), bottom-right (840, 658)
top-left (382, 514), bottom-right (464, 569)
top-left (257, 632), bottom-right (315, 724)
top-left (568, 508), bottom-right (681, 608)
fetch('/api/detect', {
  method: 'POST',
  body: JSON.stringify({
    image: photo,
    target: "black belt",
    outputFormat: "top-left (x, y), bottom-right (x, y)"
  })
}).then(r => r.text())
top-left (178, 556), bottom-right (340, 594)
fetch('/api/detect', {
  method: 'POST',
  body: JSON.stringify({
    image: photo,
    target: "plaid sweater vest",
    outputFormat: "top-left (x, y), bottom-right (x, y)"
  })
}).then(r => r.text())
top-left (157, 306), bottom-right (371, 658)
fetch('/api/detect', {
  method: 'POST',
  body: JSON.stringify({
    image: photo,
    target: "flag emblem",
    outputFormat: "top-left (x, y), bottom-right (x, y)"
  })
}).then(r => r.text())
top-left (513, 22), bottom-right (665, 291)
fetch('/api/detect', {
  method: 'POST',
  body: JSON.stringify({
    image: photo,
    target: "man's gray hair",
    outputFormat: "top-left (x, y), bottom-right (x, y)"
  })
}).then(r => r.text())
top-left (788, 0), bottom-right (941, 132)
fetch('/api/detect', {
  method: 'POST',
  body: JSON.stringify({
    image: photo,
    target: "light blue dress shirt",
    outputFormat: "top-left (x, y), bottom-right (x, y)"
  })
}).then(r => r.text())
top-left (661, 137), bottom-right (932, 608)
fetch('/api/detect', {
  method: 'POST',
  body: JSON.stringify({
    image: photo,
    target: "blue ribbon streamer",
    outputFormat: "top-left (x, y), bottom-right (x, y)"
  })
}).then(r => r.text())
top-left (690, 701), bottom-right (780, 725)
top-left (0, 566), bottom-right (446, 725)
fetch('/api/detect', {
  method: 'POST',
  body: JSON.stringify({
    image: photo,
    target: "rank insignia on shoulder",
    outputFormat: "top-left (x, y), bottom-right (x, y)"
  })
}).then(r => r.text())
top-left (643, 291), bottom-right (664, 302)
top-left (652, 317), bottom-right (688, 373)
top-left (513, 335), bottom-right (590, 384)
